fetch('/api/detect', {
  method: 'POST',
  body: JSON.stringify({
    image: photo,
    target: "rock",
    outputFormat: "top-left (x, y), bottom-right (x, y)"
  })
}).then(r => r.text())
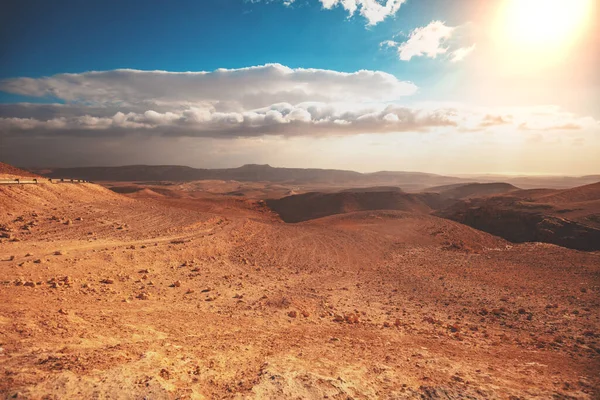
top-left (33, 259), bottom-right (42, 264)
top-left (75, 217), bottom-right (83, 221)
top-left (100, 278), bottom-right (115, 284)
top-left (23, 281), bottom-right (35, 287)
top-left (25, 253), bottom-right (33, 257)
top-left (186, 288), bottom-right (195, 294)
top-left (172, 280), bottom-right (181, 287)
top-left (394, 319), bottom-right (402, 327)
top-left (138, 268), bottom-right (150, 273)
top-left (301, 310), bottom-right (310, 318)
top-left (64, 219), bottom-right (72, 225)
top-left (383, 322), bottom-right (391, 328)
top-left (159, 368), bottom-right (171, 380)
top-left (333, 314), bottom-right (344, 323)
top-left (288, 310), bottom-right (297, 318)
top-left (54, 250), bottom-right (64, 256)
top-left (518, 308), bottom-right (527, 314)
top-left (345, 313), bottom-right (360, 324)
top-left (58, 308), bottom-right (68, 315)
top-left (137, 292), bottom-right (150, 300)
top-left (8, 255), bottom-right (15, 261)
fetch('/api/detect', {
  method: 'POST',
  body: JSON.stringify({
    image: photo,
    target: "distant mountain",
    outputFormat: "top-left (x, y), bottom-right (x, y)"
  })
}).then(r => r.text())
top-left (461, 174), bottom-right (600, 189)
top-left (423, 182), bottom-right (520, 199)
top-left (31, 164), bottom-right (599, 189)
top-left (34, 164), bottom-right (471, 188)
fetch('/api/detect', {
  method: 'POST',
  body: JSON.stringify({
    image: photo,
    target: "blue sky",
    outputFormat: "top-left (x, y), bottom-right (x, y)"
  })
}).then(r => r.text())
top-left (0, 0), bottom-right (599, 174)
top-left (1, 0), bottom-right (463, 74)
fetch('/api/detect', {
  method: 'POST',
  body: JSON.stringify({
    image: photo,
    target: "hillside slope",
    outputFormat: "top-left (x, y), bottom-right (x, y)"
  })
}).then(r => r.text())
top-left (266, 190), bottom-right (450, 222)
top-left (424, 182), bottom-right (520, 199)
top-left (437, 181), bottom-right (600, 251)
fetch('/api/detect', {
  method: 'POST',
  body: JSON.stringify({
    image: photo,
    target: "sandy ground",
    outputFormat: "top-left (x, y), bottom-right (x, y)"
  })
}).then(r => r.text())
top-left (0, 180), bottom-right (599, 399)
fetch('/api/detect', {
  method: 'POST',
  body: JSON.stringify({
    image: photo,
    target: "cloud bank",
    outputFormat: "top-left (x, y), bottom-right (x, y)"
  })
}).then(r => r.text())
top-left (0, 65), bottom-right (597, 140)
top-left (0, 64), bottom-right (417, 107)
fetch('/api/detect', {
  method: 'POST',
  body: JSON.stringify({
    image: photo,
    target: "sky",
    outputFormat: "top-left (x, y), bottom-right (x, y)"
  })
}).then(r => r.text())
top-left (0, 0), bottom-right (599, 175)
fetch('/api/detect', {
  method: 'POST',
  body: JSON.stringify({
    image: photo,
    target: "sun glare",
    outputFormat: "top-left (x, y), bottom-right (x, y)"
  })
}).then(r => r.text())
top-left (494, 0), bottom-right (592, 61)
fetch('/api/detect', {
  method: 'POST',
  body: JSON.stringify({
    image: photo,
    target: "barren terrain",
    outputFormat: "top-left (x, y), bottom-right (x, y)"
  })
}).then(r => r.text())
top-left (1, 166), bottom-right (599, 399)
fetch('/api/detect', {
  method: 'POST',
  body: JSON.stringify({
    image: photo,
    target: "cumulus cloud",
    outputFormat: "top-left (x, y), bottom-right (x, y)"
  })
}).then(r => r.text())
top-left (0, 64), bottom-right (416, 108)
top-left (383, 21), bottom-right (476, 63)
top-left (320, 0), bottom-right (406, 25)
top-left (0, 66), bottom-right (597, 141)
top-left (0, 102), bottom-right (460, 138)
top-left (396, 21), bottom-right (455, 61)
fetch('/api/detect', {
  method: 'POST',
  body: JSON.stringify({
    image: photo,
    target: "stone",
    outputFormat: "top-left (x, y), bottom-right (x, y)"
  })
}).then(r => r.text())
top-left (344, 313), bottom-right (360, 324)
top-left (137, 292), bottom-right (150, 300)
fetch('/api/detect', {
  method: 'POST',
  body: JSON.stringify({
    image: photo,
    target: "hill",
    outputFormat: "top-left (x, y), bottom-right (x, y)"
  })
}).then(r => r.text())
top-left (266, 190), bottom-right (450, 223)
top-left (437, 181), bottom-right (600, 251)
top-left (0, 162), bottom-right (40, 178)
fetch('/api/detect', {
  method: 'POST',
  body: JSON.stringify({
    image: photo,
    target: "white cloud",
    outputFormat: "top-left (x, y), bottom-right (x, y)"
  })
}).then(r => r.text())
top-left (396, 21), bottom-right (455, 61)
top-left (382, 21), bottom-right (477, 63)
top-left (0, 64), bottom-right (417, 108)
top-left (0, 66), bottom-right (597, 140)
top-left (450, 44), bottom-right (476, 62)
top-left (319, 0), bottom-right (406, 25)
top-left (0, 102), bottom-right (460, 137)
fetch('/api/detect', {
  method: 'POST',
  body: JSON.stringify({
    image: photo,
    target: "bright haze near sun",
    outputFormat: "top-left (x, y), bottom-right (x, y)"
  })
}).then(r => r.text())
top-left (0, 0), bottom-right (598, 175)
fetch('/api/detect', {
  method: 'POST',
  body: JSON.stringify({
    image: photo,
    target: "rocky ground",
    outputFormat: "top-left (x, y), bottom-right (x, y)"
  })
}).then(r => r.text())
top-left (0, 180), bottom-right (599, 399)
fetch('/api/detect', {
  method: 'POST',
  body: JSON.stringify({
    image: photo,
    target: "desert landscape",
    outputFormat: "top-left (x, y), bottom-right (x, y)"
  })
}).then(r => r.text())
top-left (2, 0), bottom-right (599, 398)
top-left (1, 162), bottom-right (599, 399)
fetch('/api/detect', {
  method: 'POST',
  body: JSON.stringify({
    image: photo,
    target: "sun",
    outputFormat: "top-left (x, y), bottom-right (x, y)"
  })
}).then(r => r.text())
top-left (495, 0), bottom-right (593, 51)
